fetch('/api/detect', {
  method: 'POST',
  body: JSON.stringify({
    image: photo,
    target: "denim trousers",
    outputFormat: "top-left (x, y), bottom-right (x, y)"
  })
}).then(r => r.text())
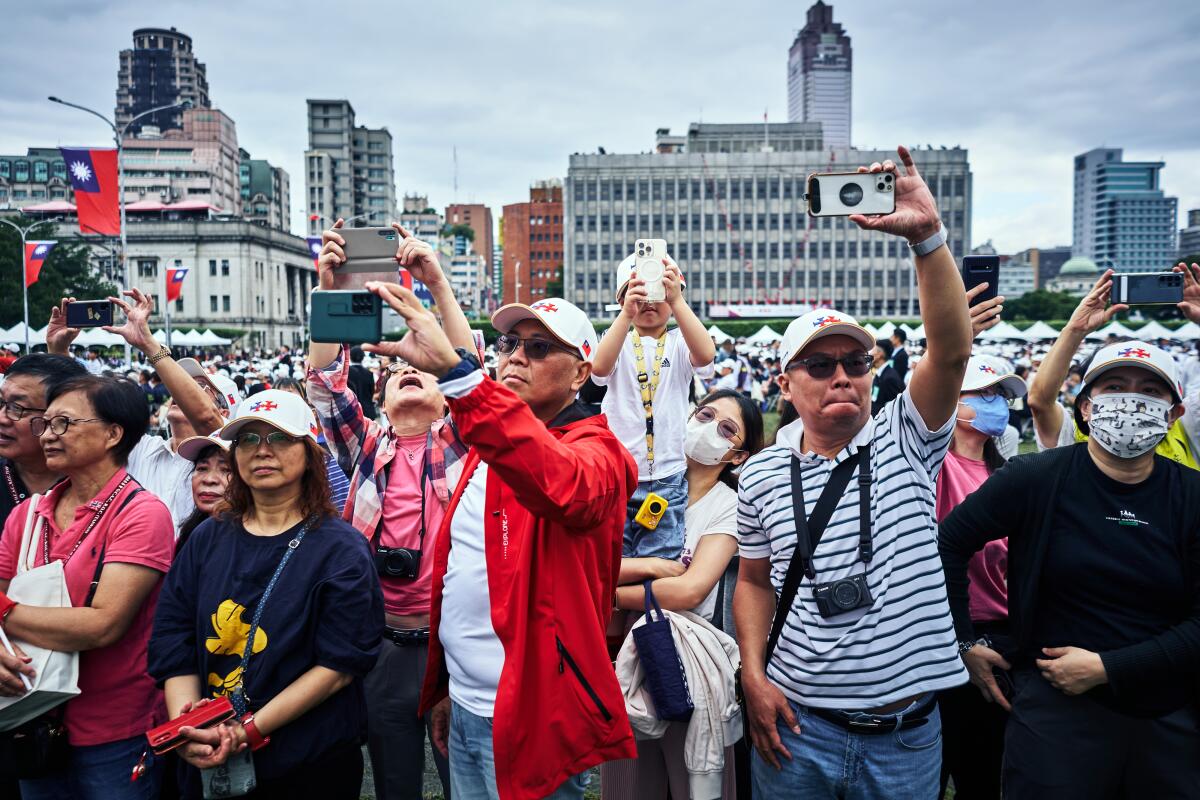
top-left (20, 734), bottom-right (163, 800)
top-left (751, 697), bottom-right (942, 800)
top-left (623, 472), bottom-right (688, 560)
top-left (448, 700), bottom-right (587, 800)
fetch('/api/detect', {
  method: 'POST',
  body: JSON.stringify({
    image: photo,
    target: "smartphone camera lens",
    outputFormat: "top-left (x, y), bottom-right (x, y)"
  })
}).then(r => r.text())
top-left (885, 174), bottom-right (893, 182)
top-left (839, 182), bottom-right (864, 207)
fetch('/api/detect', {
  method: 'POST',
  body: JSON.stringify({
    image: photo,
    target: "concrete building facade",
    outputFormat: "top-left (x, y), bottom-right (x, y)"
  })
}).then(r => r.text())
top-left (502, 181), bottom-right (564, 306)
top-left (1073, 148), bottom-right (1178, 272)
top-left (304, 100), bottom-right (396, 234)
top-left (116, 27), bottom-right (211, 136)
top-left (787, 2), bottom-right (852, 149)
top-left (1180, 209), bottom-right (1200, 259)
top-left (121, 108), bottom-right (242, 213)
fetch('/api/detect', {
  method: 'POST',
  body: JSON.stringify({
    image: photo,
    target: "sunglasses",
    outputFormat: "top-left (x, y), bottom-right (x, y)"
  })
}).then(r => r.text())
top-left (786, 352), bottom-right (874, 379)
top-left (31, 415), bottom-right (106, 437)
top-left (496, 334), bottom-right (580, 360)
top-left (234, 430), bottom-right (298, 450)
top-left (692, 405), bottom-right (741, 443)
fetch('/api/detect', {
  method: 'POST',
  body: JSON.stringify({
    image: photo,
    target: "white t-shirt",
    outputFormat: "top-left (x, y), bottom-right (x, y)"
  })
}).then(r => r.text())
top-left (439, 464), bottom-right (505, 718)
top-left (592, 327), bottom-right (715, 481)
top-left (126, 434), bottom-right (195, 535)
top-left (681, 481), bottom-right (738, 622)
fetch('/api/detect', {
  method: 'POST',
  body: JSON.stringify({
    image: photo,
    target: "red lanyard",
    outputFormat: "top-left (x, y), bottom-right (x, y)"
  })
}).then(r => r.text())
top-left (42, 475), bottom-right (132, 566)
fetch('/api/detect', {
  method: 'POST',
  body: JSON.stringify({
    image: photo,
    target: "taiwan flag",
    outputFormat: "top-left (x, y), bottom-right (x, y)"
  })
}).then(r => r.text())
top-left (60, 148), bottom-right (120, 236)
top-left (24, 241), bottom-right (56, 287)
top-left (306, 237), bottom-right (322, 267)
top-left (166, 266), bottom-right (189, 302)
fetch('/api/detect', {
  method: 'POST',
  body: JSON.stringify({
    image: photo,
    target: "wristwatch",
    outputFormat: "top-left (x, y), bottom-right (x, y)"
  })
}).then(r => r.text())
top-left (147, 345), bottom-right (173, 365)
top-left (909, 222), bottom-right (948, 257)
top-left (957, 639), bottom-right (977, 655)
top-left (438, 347), bottom-right (482, 384)
top-left (240, 714), bottom-right (270, 751)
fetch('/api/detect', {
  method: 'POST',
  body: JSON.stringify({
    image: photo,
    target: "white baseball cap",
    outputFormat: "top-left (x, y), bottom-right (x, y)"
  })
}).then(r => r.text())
top-left (491, 298), bottom-right (598, 362)
top-left (177, 358), bottom-right (241, 411)
top-left (219, 389), bottom-right (320, 443)
top-left (962, 354), bottom-right (1027, 399)
top-left (1081, 341), bottom-right (1182, 403)
top-left (779, 309), bottom-right (875, 369)
top-left (614, 253), bottom-right (684, 302)
top-left (4, 343), bottom-right (19, 354)
top-left (176, 432), bottom-right (231, 462)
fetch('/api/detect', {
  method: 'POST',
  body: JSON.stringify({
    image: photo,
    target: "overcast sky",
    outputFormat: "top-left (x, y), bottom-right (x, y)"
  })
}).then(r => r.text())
top-left (2, 0), bottom-right (1196, 254)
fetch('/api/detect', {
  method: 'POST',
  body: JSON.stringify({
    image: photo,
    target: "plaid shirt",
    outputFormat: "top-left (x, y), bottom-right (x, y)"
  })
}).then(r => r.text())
top-left (306, 347), bottom-right (468, 539)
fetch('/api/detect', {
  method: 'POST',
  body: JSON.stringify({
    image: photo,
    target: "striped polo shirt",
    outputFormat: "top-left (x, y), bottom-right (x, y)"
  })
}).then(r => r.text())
top-left (738, 390), bottom-right (968, 710)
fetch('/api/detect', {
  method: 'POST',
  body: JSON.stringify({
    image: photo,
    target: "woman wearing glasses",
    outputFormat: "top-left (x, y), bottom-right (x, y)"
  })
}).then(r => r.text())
top-left (271, 378), bottom-right (351, 513)
top-left (148, 389), bottom-right (382, 798)
top-left (602, 389), bottom-right (765, 800)
top-left (0, 375), bottom-right (175, 799)
top-left (305, 219), bottom-right (475, 800)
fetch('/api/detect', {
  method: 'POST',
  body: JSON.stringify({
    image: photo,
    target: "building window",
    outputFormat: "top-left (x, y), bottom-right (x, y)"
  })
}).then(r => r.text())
top-left (138, 260), bottom-right (157, 277)
top-left (175, 298), bottom-right (183, 312)
top-left (223, 296), bottom-right (231, 312)
top-left (221, 259), bottom-right (230, 276)
top-left (210, 296), bottom-right (218, 312)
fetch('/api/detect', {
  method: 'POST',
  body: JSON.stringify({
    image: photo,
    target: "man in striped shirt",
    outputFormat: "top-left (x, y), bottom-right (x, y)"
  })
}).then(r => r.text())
top-left (735, 147), bottom-right (973, 799)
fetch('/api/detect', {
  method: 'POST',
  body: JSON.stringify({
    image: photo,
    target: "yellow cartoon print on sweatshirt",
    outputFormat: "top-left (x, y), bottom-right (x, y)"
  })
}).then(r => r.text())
top-left (206, 598), bottom-right (268, 695)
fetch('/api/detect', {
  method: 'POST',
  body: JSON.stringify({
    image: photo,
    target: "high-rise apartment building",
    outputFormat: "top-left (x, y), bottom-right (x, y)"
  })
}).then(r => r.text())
top-left (304, 100), bottom-right (396, 234)
top-left (502, 181), bottom-right (564, 305)
top-left (398, 194), bottom-right (442, 245)
top-left (787, 2), bottom-right (852, 149)
top-left (240, 149), bottom-right (291, 231)
top-left (1073, 148), bottom-right (1178, 272)
top-left (121, 107), bottom-right (242, 213)
top-left (1178, 209), bottom-right (1200, 259)
top-left (116, 28), bottom-right (211, 136)
top-left (445, 204), bottom-right (495, 271)
top-left (566, 123), bottom-right (970, 318)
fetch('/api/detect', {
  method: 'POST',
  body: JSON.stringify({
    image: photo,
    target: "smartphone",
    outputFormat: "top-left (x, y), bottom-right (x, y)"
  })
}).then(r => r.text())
top-left (806, 171), bottom-right (896, 217)
top-left (145, 696), bottom-right (235, 755)
top-left (331, 226), bottom-right (401, 290)
top-left (634, 239), bottom-right (668, 303)
top-left (962, 256), bottom-right (1000, 306)
top-left (65, 300), bottom-right (114, 328)
top-left (1111, 272), bottom-right (1184, 305)
top-left (309, 290), bottom-right (382, 343)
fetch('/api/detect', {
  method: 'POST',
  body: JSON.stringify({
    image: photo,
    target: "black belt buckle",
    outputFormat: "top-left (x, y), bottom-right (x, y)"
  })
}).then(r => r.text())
top-left (385, 626), bottom-right (430, 646)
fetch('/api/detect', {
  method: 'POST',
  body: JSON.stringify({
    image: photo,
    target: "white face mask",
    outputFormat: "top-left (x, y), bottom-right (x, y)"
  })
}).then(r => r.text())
top-left (1087, 392), bottom-right (1173, 459)
top-left (685, 418), bottom-right (737, 466)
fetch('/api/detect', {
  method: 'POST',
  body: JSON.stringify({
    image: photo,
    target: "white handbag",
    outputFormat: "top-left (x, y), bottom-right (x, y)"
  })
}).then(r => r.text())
top-left (0, 496), bottom-right (81, 732)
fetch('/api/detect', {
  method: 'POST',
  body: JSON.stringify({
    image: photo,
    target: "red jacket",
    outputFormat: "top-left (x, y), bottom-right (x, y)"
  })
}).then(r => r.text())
top-left (418, 376), bottom-right (638, 800)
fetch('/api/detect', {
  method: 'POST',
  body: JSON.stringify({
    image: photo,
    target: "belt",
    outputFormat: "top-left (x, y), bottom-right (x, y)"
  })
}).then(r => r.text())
top-left (807, 694), bottom-right (936, 736)
top-left (384, 626), bottom-right (430, 647)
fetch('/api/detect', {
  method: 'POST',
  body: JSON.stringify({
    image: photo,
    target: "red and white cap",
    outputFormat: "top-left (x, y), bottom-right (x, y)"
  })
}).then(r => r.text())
top-left (491, 298), bottom-right (598, 362)
top-left (962, 354), bottom-right (1027, 399)
top-left (176, 432), bottom-right (231, 462)
top-left (780, 309), bottom-right (875, 368)
top-left (177, 358), bottom-right (242, 411)
top-left (1082, 341), bottom-right (1183, 403)
top-left (219, 389), bottom-right (320, 443)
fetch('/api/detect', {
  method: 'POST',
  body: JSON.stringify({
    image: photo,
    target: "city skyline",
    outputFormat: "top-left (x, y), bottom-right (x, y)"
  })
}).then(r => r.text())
top-left (0, 0), bottom-right (1196, 255)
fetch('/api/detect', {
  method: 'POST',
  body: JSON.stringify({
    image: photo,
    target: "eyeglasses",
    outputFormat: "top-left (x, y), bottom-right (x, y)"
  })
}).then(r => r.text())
top-left (785, 353), bottom-right (874, 379)
top-left (234, 431), bottom-right (298, 451)
top-left (496, 334), bottom-right (580, 361)
top-left (385, 361), bottom-right (412, 375)
top-left (692, 405), bottom-right (741, 443)
top-left (30, 415), bottom-right (106, 437)
top-left (1, 399), bottom-right (46, 422)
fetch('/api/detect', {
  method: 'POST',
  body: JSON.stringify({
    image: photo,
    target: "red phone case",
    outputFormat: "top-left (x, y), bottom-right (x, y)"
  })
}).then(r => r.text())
top-left (145, 696), bottom-right (236, 755)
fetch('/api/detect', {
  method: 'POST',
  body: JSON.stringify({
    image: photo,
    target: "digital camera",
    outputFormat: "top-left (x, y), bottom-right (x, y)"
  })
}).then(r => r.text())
top-left (375, 546), bottom-right (422, 579)
top-left (813, 574), bottom-right (873, 618)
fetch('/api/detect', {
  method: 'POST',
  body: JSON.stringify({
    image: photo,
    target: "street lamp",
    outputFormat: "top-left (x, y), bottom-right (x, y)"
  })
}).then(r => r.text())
top-left (0, 216), bottom-right (62, 353)
top-left (48, 94), bottom-right (192, 364)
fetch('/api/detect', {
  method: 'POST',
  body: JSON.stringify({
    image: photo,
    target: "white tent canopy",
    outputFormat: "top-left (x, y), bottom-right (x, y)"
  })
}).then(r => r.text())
top-left (1022, 321), bottom-right (1060, 340)
top-left (73, 328), bottom-right (125, 347)
top-left (1098, 320), bottom-right (1137, 339)
top-left (199, 329), bottom-right (232, 346)
top-left (0, 323), bottom-right (44, 346)
top-left (980, 321), bottom-right (1026, 341)
top-left (1174, 321), bottom-right (1200, 339)
top-left (707, 324), bottom-right (733, 344)
top-left (874, 321), bottom-right (896, 339)
top-left (909, 324), bottom-right (926, 340)
top-left (1134, 320), bottom-right (1174, 341)
top-left (746, 325), bottom-right (783, 345)
top-left (862, 323), bottom-right (879, 339)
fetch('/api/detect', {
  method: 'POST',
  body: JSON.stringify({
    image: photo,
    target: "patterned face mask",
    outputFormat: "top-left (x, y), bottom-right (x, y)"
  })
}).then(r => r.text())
top-left (1087, 393), bottom-right (1172, 459)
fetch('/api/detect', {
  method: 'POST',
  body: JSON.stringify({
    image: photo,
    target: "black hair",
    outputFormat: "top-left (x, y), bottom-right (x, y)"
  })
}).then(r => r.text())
top-left (982, 438), bottom-right (1007, 474)
top-left (875, 338), bottom-right (894, 359)
top-left (350, 346), bottom-right (365, 364)
top-left (4, 353), bottom-right (87, 404)
top-left (892, 329), bottom-right (907, 344)
top-left (272, 377), bottom-right (308, 403)
top-left (232, 374), bottom-right (246, 392)
top-left (45, 375), bottom-right (149, 465)
top-left (695, 389), bottom-right (765, 489)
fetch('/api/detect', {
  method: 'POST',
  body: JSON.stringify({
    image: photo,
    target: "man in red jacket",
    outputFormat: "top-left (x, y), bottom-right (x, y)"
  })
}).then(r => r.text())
top-left (363, 280), bottom-right (638, 800)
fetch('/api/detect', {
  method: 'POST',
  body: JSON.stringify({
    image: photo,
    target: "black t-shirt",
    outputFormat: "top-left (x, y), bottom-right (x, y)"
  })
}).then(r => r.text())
top-left (1034, 446), bottom-right (1193, 716)
top-left (0, 459), bottom-right (31, 532)
top-left (149, 514), bottom-right (384, 778)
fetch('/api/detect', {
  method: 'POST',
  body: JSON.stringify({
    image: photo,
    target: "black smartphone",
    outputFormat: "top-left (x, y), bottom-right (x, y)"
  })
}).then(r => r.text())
top-left (1111, 272), bottom-right (1184, 305)
top-left (65, 300), bottom-right (114, 328)
top-left (962, 256), bottom-right (1000, 307)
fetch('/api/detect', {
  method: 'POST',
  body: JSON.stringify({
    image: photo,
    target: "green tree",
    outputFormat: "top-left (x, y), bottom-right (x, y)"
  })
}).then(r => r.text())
top-left (442, 223), bottom-right (475, 242)
top-left (0, 216), bottom-right (118, 329)
top-left (1003, 289), bottom-right (1082, 321)
top-left (545, 266), bottom-right (564, 297)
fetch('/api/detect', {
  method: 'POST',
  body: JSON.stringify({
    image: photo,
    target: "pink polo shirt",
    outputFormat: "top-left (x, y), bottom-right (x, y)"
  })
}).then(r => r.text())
top-left (0, 468), bottom-right (175, 746)
top-left (935, 450), bottom-right (1008, 623)
top-left (378, 434), bottom-right (447, 616)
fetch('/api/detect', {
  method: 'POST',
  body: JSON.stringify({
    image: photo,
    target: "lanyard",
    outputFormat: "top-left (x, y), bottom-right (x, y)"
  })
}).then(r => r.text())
top-left (42, 475), bottom-right (132, 566)
top-left (231, 516), bottom-right (314, 718)
top-left (631, 332), bottom-right (667, 474)
top-left (3, 463), bottom-right (22, 507)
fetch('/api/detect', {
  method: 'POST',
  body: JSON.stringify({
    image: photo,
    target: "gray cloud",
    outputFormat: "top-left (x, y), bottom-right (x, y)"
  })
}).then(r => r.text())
top-left (1, 0), bottom-right (1195, 254)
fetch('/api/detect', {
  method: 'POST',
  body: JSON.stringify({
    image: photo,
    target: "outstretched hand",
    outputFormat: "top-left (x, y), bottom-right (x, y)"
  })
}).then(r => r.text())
top-left (1174, 262), bottom-right (1200, 324)
top-left (849, 146), bottom-right (942, 245)
top-left (392, 224), bottom-right (447, 288)
top-left (46, 297), bottom-right (81, 355)
top-left (362, 282), bottom-right (460, 377)
top-left (1064, 269), bottom-right (1127, 335)
top-left (967, 283), bottom-right (1005, 339)
top-left (104, 289), bottom-right (156, 353)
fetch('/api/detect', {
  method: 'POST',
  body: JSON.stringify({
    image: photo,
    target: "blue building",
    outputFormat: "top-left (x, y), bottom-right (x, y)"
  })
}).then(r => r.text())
top-left (1073, 148), bottom-right (1178, 272)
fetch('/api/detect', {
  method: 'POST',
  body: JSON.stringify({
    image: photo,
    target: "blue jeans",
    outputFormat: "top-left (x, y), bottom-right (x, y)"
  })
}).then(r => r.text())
top-left (751, 697), bottom-right (941, 800)
top-left (449, 700), bottom-right (587, 800)
top-left (623, 472), bottom-right (688, 560)
top-left (20, 734), bottom-right (163, 800)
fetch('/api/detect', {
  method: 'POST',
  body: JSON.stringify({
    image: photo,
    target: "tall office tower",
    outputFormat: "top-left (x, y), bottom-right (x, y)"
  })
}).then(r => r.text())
top-left (787, 2), bottom-right (852, 149)
top-left (116, 28), bottom-right (212, 136)
top-left (1073, 148), bottom-right (1178, 272)
top-left (502, 181), bottom-right (564, 305)
top-left (304, 99), bottom-right (397, 234)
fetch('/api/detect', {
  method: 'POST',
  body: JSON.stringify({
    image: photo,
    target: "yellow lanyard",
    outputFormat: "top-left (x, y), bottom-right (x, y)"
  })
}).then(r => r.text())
top-left (632, 332), bottom-right (667, 474)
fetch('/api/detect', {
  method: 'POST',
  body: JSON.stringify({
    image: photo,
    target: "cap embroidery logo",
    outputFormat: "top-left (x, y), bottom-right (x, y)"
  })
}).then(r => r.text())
top-left (249, 400), bottom-right (278, 412)
top-left (978, 365), bottom-right (997, 374)
top-left (1118, 348), bottom-right (1151, 359)
top-left (812, 315), bottom-right (840, 328)
top-left (531, 302), bottom-right (558, 313)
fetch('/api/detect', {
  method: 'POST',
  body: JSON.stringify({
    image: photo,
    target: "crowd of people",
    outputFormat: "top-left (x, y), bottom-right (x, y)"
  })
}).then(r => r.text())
top-left (0, 147), bottom-right (1197, 800)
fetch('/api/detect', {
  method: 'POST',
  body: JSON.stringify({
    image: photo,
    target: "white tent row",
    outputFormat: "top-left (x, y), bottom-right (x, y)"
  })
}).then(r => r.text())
top-left (0, 324), bottom-right (47, 346)
top-left (979, 321), bottom-right (1027, 341)
top-left (1022, 321), bottom-right (1060, 340)
top-left (707, 324), bottom-right (733, 344)
top-left (745, 325), bottom-right (783, 345)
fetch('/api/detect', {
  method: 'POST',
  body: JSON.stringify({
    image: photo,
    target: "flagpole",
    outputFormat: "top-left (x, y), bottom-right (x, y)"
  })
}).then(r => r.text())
top-left (164, 266), bottom-right (172, 351)
top-left (0, 217), bottom-right (56, 355)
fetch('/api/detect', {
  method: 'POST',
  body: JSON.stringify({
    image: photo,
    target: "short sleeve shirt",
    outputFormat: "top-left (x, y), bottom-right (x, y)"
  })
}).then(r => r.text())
top-left (126, 434), bottom-right (197, 534)
top-left (681, 482), bottom-right (738, 622)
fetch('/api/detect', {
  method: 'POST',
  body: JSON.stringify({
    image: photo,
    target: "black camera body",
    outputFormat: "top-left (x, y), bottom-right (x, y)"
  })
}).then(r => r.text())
top-left (375, 546), bottom-right (422, 579)
top-left (813, 574), bottom-right (873, 618)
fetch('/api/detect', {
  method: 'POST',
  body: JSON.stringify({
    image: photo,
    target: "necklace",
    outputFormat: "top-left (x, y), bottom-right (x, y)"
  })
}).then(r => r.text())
top-left (398, 441), bottom-right (422, 463)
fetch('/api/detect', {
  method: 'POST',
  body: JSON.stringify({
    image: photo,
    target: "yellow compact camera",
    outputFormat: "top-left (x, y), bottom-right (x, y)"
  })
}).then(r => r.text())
top-left (634, 493), bottom-right (669, 530)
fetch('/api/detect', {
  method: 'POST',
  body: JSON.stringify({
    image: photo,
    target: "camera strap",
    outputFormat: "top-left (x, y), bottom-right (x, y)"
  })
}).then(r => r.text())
top-left (764, 444), bottom-right (871, 665)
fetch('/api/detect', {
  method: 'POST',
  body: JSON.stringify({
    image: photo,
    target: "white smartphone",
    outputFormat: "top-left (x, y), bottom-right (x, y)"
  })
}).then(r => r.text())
top-left (635, 239), bottom-right (668, 303)
top-left (806, 171), bottom-right (896, 217)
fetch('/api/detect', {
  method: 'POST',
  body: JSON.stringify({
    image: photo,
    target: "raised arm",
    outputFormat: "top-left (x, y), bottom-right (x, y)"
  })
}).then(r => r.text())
top-left (851, 146), bottom-right (971, 430)
top-left (392, 223), bottom-right (474, 355)
top-left (592, 278), bottom-right (646, 378)
top-left (664, 259), bottom-right (716, 368)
